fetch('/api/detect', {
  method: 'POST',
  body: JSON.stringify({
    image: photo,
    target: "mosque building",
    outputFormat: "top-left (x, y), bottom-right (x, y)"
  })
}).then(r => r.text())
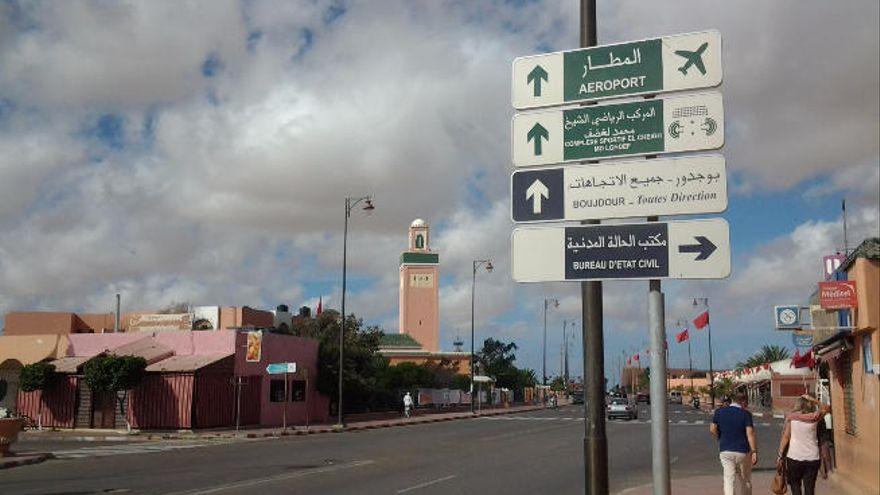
top-left (378, 219), bottom-right (470, 373)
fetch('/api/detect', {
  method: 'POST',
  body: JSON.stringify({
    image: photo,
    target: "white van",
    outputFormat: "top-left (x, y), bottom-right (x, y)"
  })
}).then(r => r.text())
top-left (669, 391), bottom-right (683, 404)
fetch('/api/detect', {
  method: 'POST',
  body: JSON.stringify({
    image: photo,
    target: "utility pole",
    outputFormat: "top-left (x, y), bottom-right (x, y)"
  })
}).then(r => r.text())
top-left (579, 1), bottom-right (608, 493)
top-left (115, 293), bottom-right (121, 332)
top-left (543, 297), bottom-right (559, 386)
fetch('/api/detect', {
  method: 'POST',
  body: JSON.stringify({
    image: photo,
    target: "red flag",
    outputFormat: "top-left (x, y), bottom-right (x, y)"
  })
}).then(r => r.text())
top-left (792, 350), bottom-right (815, 369)
top-left (316, 296), bottom-right (323, 316)
top-left (633, 353), bottom-right (640, 361)
top-left (676, 328), bottom-right (689, 343)
top-left (790, 349), bottom-right (801, 368)
top-left (692, 310), bottom-right (710, 330)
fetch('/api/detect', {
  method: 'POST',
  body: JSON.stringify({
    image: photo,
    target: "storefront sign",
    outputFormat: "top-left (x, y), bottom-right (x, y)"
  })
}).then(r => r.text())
top-left (129, 313), bottom-right (193, 331)
top-left (818, 281), bottom-right (858, 309)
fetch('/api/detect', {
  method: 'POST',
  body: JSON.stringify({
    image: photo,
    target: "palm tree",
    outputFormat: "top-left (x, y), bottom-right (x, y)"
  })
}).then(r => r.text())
top-left (759, 345), bottom-right (790, 363)
top-left (736, 345), bottom-right (790, 370)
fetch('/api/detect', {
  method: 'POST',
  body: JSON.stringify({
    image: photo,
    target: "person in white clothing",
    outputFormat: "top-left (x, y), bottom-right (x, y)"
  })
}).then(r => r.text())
top-left (403, 392), bottom-right (414, 418)
top-left (777, 395), bottom-right (832, 495)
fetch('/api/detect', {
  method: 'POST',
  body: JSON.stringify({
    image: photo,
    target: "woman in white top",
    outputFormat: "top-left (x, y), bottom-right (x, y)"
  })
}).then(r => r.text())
top-left (777, 395), bottom-right (832, 495)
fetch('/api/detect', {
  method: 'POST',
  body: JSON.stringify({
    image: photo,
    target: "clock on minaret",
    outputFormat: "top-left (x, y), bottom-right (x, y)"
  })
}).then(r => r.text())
top-left (399, 219), bottom-right (440, 352)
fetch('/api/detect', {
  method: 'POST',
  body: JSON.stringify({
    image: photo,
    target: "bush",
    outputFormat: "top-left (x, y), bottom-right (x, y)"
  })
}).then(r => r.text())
top-left (83, 355), bottom-right (147, 394)
top-left (19, 362), bottom-right (57, 393)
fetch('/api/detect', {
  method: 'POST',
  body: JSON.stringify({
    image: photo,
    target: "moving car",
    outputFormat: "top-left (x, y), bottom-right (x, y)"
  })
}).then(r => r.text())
top-left (606, 397), bottom-right (637, 420)
top-left (571, 391), bottom-right (584, 405)
top-left (669, 391), bottom-right (683, 404)
top-left (636, 392), bottom-right (651, 404)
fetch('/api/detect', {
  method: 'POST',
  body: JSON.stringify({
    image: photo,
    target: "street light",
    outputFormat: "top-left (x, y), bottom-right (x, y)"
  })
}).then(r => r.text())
top-left (543, 298), bottom-right (559, 386)
top-left (693, 297), bottom-right (715, 408)
top-left (471, 259), bottom-right (493, 414)
top-left (338, 195), bottom-right (374, 427)
top-left (562, 319), bottom-right (577, 387)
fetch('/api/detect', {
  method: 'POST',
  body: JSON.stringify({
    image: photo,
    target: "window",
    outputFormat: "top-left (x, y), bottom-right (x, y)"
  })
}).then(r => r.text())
top-left (415, 234), bottom-right (424, 249)
top-left (841, 353), bottom-right (857, 435)
top-left (863, 333), bottom-right (874, 374)
top-left (269, 379), bottom-right (285, 402)
top-left (290, 380), bottom-right (306, 402)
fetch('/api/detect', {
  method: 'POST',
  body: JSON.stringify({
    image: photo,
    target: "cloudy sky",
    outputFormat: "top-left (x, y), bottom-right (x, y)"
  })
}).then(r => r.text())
top-left (1, 0), bottom-right (878, 381)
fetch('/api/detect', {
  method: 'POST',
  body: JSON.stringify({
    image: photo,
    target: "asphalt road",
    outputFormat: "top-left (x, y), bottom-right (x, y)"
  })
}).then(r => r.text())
top-left (2, 404), bottom-right (784, 495)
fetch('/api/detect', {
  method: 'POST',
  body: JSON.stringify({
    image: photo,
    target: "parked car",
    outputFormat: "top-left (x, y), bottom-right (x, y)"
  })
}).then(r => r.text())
top-left (606, 397), bottom-right (637, 420)
top-left (669, 391), bottom-right (683, 404)
top-left (636, 392), bottom-right (651, 404)
top-left (571, 391), bottom-right (584, 405)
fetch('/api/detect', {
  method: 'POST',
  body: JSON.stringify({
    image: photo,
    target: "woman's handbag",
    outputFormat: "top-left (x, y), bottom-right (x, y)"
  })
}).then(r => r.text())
top-left (771, 457), bottom-right (788, 494)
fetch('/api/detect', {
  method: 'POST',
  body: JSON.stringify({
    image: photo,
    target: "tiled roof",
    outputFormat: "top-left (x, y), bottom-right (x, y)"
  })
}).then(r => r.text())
top-left (379, 333), bottom-right (422, 348)
top-left (145, 353), bottom-right (232, 372)
top-left (841, 237), bottom-right (880, 271)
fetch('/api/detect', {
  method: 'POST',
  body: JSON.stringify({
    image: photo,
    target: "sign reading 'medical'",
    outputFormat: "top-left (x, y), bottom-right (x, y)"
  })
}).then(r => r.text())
top-left (512, 92), bottom-right (723, 167)
top-left (511, 218), bottom-right (730, 282)
top-left (512, 30), bottom-right (722, 110)
top-left (510, 154), bottom-right (727, 223)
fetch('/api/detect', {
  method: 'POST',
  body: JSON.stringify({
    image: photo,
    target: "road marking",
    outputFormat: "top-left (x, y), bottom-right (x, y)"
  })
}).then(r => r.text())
top-left (165, 460), bottom-right (375, 495)
top-left (396, 474), bottom-right (457, 493)
top-left (52, 441), bottom-right (217, 459)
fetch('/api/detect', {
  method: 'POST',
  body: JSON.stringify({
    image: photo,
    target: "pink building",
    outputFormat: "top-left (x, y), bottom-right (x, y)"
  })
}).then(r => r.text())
top-left (15, 330), bottom-right (328, 430)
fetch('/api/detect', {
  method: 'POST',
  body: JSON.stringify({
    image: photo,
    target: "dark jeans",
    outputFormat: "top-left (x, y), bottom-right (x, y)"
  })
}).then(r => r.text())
top-left (787, 458), bottom-right (820, 495)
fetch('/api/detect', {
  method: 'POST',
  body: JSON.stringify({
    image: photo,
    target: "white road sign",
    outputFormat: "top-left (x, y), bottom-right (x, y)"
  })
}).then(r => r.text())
top-left (510, 155), bottom-right (727, 223)
top-left (511, 92), bottom-right (724, 168)
top-left (512, 30), bottom-right (722, 110)
top-left (511, 218), bottom-right (730, 282)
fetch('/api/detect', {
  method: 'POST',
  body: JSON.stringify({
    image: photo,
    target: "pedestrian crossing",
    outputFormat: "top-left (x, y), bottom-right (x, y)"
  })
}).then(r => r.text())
top-left (51, 440), bottom-right (234, 459)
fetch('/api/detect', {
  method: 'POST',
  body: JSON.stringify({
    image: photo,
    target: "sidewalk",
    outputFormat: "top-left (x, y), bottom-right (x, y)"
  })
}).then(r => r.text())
top-left (18, 403), bottom-right (549, 443)
top-left (617, 470), bottom-right (852, 495)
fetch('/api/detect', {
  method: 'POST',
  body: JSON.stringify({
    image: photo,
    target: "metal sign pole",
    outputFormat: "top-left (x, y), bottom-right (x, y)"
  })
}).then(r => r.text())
top-left (648, 212), bottom-right (671, 495)
top-left (283, 372), bottom-right (288, 430)
top-left (579, 2), bottom-right (609, 494)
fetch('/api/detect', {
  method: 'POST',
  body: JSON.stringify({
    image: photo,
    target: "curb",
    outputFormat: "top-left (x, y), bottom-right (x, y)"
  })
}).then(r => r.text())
top-left (20, 435), bottom-right (141, 443)
top-left (22, 405), bottom-right (551, 443)
top-left (155, 405), bottom-right (549, 441)
top-left (0, 453), bottom-right (55, 470)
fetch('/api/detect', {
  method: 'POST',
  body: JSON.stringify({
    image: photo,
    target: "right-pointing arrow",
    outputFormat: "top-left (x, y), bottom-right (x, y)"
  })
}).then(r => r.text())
top-left (678, 236), bottom-right (717, 261)
top-left (525, 179), bottom-right (550, 214)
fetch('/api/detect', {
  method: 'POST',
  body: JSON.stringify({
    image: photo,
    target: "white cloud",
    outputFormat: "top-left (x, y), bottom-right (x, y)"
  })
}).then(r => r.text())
top-left (0, 1), bottom-right (877, 376)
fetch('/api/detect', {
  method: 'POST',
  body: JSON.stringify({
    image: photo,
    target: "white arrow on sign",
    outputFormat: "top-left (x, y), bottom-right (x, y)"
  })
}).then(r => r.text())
top-left (525, 179), bottom-right (549, 214)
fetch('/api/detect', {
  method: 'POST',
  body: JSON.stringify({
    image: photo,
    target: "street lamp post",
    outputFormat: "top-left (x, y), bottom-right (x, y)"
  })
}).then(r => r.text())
top-left (338, 195), bottom-right (374, 427)
top-left (471, 259), bottom-right (493, 414)
top-left (693, 297), bottom-right (714, 408)
top-left (543, 298), bottom-right (559, 386)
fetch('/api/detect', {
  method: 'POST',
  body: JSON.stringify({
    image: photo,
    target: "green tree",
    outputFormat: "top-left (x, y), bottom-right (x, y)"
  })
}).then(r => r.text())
top-left (311, 310), bottom-right (389, 414)
top-left (736, 345), bottom-right (790, 370)
top-left (549, 375), bottom-right (566, 392)
top-left (82, 355), bottom-right (147, 432)
top-left (380, 362), bottom-right (436, 391)
top-left (476, 338), bottom-right (520, 389)
top-left (451, 374), bottom-right (472, 391)
top-left (18, 362), bottom-right (57, 430)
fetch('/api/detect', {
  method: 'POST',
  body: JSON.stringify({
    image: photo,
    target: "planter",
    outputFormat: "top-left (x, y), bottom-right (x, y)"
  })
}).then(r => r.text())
top-left (0, 418), bottom-right (24, 457)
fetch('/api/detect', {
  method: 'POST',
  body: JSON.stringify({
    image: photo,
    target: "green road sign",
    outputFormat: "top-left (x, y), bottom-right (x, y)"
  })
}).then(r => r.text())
top-left (512, 30), bottom-right (722, 110)
top-left (266, 362), bottom-right (297, 374)
top-left (511, 92), bottom-right (723, 168)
